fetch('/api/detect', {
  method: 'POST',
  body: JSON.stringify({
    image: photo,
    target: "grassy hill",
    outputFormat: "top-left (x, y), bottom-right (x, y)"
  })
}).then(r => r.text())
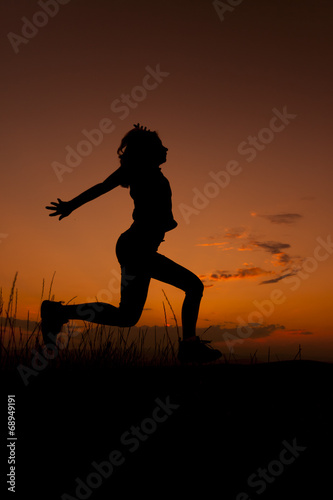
top-left (2, 358), bottom-right (333, 499)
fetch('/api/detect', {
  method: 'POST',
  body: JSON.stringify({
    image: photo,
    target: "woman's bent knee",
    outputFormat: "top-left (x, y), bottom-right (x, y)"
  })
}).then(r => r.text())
top-left (117, 309), bottom-right (142, 328)
top-left (197, 278), bottom-right (204, 296)
top-left (186, 276), bottom-right (204, 298)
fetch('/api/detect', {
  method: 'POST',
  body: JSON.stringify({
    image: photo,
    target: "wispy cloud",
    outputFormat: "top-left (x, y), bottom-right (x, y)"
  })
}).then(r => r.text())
top-left (201, 267), bottom-right (272, 284)
top-left (199, 218), bottom-right (305, 286)
top-left (197, 242), bottom-right (227, 247)
top-left (196, 242), bottom-right (234, 251)
top-left (272, 252), bottom-right (291, 266)
top-left (286, 329), bottom-right (314, 335)
top-left (251, 212), bottom-right (303, 224)
top-left (224, 226), bottom-right (248, 239)
top-left (202, 265), bottom-right (300, 286)
top-left (252, 240), bottom-right (291, 254)
top-left (237, 243), bottom-right (254, 251)
top-left (219, 323), bottom-right (285, 340)
top-left (259, 271), bottom-right (297, 285)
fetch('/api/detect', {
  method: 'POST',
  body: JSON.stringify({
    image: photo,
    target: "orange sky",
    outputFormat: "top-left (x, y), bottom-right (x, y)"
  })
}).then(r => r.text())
top-left (1, 0), bottom-right (333, 361)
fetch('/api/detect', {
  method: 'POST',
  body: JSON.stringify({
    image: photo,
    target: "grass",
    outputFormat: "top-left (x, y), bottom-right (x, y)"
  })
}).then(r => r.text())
top-left (0, 273), bottom-right (307, 372)
top-left (0, 273), bottom-right (181, 371)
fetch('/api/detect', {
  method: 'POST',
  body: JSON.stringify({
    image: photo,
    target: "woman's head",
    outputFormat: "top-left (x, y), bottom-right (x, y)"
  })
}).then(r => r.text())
top-left (117, 124), bottom-right (168, 171)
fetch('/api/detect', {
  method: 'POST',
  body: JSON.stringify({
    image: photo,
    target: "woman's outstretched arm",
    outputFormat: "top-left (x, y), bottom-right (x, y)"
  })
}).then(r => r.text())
top-left (46, 167), bottom-right (124, 220)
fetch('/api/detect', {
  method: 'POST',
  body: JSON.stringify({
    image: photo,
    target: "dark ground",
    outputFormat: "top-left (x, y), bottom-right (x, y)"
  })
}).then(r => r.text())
top-left (1, 359), bottom-right (333, 499)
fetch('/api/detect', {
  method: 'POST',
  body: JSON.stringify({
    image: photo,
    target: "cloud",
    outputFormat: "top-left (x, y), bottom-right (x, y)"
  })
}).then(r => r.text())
top-left (197, 242), bottom-right (227, 247)
top-left (286, 329), bottom-right (314, 335)
top-left (252, 213), bottom-right (303, 224)
top-left (196, 242), bottom-right (234, 251)
top-left (224, 227), bottom-right (248, 239)
top-left (200, 232), bottom-right (303, 287)
top-left (237, 243), bottom-right (254, 252)
top-left (203, 264), bottom-right (301, 287)
top-left (204, 267), bottom-right (272, 282)
top-left (272, 252), bottom-right (291, 266)
top-left (259, 271), bottom-right (297, 285)
top-left (253, 241), bottom-right (291, 254)
top-left (234, 240), bottom-right (293, 262)
top-left (219, 323), bottom-right (285, 340)
top-left (198, 228), bottom-right (249, 249)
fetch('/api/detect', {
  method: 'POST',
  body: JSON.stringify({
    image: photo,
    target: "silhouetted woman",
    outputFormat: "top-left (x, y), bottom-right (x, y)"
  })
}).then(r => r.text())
top-left (43, 124), bottom-right (221, 362)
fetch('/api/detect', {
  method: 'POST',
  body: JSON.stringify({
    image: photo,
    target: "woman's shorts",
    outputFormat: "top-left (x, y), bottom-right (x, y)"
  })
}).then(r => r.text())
top-left (115, 224), bottom-right (165, 275)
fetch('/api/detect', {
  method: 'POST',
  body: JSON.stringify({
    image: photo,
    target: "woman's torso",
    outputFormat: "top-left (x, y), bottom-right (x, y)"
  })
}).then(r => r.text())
top-left (128, 167), bottom-right (178, 235)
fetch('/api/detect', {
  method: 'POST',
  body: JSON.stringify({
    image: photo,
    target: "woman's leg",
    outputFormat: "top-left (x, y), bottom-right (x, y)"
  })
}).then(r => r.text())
top-left (62, 267), bottom-right (151, 327)
top-left (149, 253), bottom-right (222, 362)
top-left (150, 253), bottom-right (204, 340)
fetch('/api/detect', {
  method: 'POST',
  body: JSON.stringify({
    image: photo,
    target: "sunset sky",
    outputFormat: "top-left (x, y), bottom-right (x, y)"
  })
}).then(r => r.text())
top-left (1, 0), bottom-right (332, 361)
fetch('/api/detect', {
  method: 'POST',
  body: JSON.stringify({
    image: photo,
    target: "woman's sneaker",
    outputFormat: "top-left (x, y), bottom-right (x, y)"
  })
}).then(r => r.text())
top-left (41, 300), bottom-right (68, 348)
top-left (178, 336), bottom-right (222, 363)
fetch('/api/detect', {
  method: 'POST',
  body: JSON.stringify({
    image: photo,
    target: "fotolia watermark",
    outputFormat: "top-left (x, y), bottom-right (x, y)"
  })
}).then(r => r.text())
top-left (223, 235), bottom-right (333, 351)
top-left (178, 106), bottom-right (297, 224)
top-left (236, 438), bottom-right (307, 499)
top-left (61, 396), bottom-right (180, 500)
top-left (7, 0), bottom-right (71, 54)
top-left (51, 64), bottom-right (170, 183)
top-left (213, 0), bottom-right (245, 23)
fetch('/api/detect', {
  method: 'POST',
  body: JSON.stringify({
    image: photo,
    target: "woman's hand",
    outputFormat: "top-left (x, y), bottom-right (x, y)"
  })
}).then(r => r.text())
top-left (45, 198), bottom-right (73, 220)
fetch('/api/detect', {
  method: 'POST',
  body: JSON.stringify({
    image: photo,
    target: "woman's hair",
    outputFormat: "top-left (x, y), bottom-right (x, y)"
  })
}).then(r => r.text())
top-left (117, 125), bottom-right (162, 187)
